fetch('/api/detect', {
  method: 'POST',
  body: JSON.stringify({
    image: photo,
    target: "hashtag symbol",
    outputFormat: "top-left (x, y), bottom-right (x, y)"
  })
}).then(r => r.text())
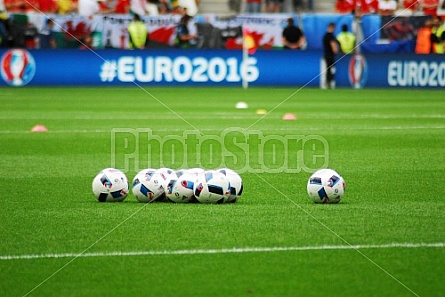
top-left (100, 60), bottom-right (117, 82)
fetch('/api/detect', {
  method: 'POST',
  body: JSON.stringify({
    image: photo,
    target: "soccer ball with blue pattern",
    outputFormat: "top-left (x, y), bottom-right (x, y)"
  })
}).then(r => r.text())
top-left (194, 171), bottom-right (230, 204)
top-left (218, 168), bottom-right (243, 203)
top-left (307, 169), bottom-right (345, 204)
top-left (132, 169), bottom-right (165, 203)
top-left (166, 172), bottom-right (198, 203)
top-left (92, 168), bottom-right (129, 202)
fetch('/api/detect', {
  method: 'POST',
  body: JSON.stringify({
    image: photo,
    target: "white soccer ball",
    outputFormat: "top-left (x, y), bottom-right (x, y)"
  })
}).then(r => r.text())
top-left (188, 167), bottom-right (205, 175)
top-left (166, 172), bottom-right (198, 203)
top-left (307, 169), bottom-right (346, 204)
top-left (154, 168), bottom-right (177, 202)
top-left (156, 167), bottom-right (177, 188)
top-left (175, 169), bottom-right (188, 178)
top-left (92, 168), bottom-right (129, 202)
top-left (218, 168), bottom-right (243, 203)
top-left (193, 170), bottom-right (230, 204)
top-left (132, 169), bottom-right (165, 203)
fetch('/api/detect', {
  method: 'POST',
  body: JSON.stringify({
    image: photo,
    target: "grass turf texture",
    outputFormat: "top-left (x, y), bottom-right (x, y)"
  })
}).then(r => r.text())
top-left (0, 87), bottom-right (444, 297)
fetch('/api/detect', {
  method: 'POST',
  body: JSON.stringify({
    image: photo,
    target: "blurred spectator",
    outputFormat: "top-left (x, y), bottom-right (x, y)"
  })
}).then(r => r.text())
top-left (0, 0), bottom-right (6, 16)
top-left (130, 0), bottom-right (158, 15)
top-left (114, 0), bottom-right (130, 13)
top-left (175, 14), bottom-right (196, 48)
top-left (38, 0), bottom-right (58, 13)
top-left (396, 0), bottom-right (419, 15)
top-left (57, 0), bottom-right (78, 14)
top-left (78, 0), bottom-right (101, 16)
top-left (99, 0), bottom-right (117, 13)
top-left (127, 13), bottom-right (148, 49)
top-left (265, 0), bottom-right (283, 12)
top-left (293, 0), bottom-right (313, 11)
top-left (421, 0), bottom-right (439, 16)
top-left (0, 0), bottom-right (7, 47)
top-left (336, 24), bottom-right (356, 53)
top-left (178, 0), bottom-right (198, 16)
top-left (23, 22), bottom-right (38, 48)
top-left (402, 0), bottom-right (419, 11)
top-left (158, 0), bottom-right (170, 14)
top-left (146, 1), bottom-right (159, 15)
top-left (170, 1), bottom-right (184, 14)
top-left (5, 0), bottom-right (39, 13)
top-left (378, 0), bottom-right (397, 15)
top-left (39, 18), bottom-right (56, 48)
top-left (336, 0), bottom-right (356, 14)
top-left (431, 16), bottom-right (444, 53)
top-left (130, 0), bottom-right (147, 15)
top-left (5, 10), bottom-right (29, 47)
top-left (415, 19), bottom-right (433, 53)
top-left (282, 17), bottom-right (306, 49)
top-left (245, 0), bottom-right (262, 13)
top-left (355, 0), bottom-right (379, 15)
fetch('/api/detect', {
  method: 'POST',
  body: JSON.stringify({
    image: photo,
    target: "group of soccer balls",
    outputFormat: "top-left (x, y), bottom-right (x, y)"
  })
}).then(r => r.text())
top-left (92, 167), bottom-right (243, 204)
top-left (92, 167), bottom-right (346, 204)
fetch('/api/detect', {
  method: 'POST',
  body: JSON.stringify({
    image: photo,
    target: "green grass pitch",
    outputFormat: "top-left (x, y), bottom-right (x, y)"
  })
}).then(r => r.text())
top-left (0, 87), bottom-right (444, 297)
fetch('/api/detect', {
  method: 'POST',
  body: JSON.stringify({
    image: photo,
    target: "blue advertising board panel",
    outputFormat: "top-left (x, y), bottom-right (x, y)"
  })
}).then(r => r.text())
top-left (335, 53), bottom-right (445, 89)
top-left (1, 48), bottom-right (444, 88)
top-left (0, 49), bottom-right (322, 87)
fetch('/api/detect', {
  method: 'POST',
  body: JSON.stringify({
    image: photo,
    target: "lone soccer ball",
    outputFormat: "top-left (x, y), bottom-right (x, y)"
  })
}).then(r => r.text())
top-left (307, 169), bottom-right (346, 204)
top-left (194, 170), bottom-right (230, 204)
top-left (132, 169), bottom-right (165, 203)
top-left (92, 168), bottom-right (129, 202)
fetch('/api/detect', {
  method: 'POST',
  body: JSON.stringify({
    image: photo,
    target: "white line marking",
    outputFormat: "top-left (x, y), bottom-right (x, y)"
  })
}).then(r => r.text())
top-left (1, 242), bottom-right (443, 261)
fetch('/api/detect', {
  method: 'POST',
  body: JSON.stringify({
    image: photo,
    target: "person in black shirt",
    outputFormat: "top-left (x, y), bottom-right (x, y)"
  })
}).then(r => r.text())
top-left (322, 22), bottom-right (339, 89)
top-left (175, 14), bottom-right (197, 48)
top-left (282, 17), bottom-right (306, 50)
top-left (39, 18), bottom-right (56, 49)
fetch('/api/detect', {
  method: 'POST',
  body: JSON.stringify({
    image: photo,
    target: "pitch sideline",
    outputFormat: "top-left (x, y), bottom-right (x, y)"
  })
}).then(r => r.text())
top-left (1, 242), bottom-right (444, 261)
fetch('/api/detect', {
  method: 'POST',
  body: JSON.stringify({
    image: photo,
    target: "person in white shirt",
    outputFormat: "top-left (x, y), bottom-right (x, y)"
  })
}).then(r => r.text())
top-left (78, 0), bottom-right (101, 17)
top-left (130, 0), bottom-right (159, 15)
top-left (130, 0), bottom-right (147, 15)
top-left (0, 0), bottom-right (6, 15)
top-left (178, 0), bottom-right (198, 16)
top-left (378, 0), bottom-right (398, 15)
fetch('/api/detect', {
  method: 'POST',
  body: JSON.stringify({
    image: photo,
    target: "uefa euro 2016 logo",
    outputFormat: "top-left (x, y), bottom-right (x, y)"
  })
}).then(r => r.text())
top-left (348, 54), bottom-right (367, 89)
top-left (1, 49), bottom-right (36, 87)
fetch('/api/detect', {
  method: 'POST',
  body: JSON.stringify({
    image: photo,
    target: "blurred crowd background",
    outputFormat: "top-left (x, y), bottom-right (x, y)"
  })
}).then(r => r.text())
top-left (0, 0), bottom-right (443, 53)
